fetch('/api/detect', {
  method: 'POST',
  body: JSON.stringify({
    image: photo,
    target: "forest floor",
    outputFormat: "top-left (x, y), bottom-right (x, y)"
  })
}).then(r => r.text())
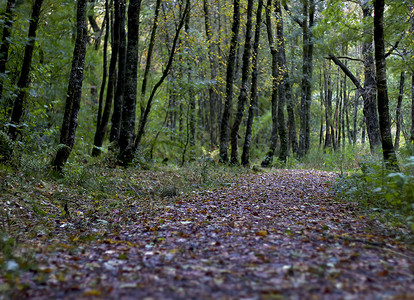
top-left (1, 169), bottom-right (414, 299)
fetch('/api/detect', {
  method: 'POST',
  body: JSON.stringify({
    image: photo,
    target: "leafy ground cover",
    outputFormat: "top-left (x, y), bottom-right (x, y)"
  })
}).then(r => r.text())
top-left (1, 168), bottom-right (413, 299)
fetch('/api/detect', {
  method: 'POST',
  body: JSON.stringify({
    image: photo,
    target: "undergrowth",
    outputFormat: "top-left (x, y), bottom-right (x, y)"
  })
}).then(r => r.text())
top-left (335, 155), bottom-right (414, 235)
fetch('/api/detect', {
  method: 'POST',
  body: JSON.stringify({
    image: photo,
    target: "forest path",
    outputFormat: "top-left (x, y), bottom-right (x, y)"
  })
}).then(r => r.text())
top-left (21, 170), bottom-right (414, 299)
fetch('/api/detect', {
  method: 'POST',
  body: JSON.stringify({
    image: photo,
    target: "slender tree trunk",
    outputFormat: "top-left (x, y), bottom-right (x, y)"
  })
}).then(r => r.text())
top-left (361, 3), bottom-right (381, 151)
top-left (275, 0), bottom-right (288, 162)
top-left (203, 0), bottom-right (219, 148)
top-left (184, 6), bottom-right (196, 147)
top-left (353, 92), bottom-right (359, 144)
top-left (134, 0), bottom-right (190, 151)
top-left (324, 64), bottom-right (333, 149)
top-left (230, 0), bottom-right (254, 165)
top-left (373, 0), bottom-right (398, 169)
top-left (96, 0), bottom-right (109, 132)
top-left (109, 0), bottom-right (126, 145)
top-left (0, 0), bottom-right (16, 101)
top-left (8, 0), bottom-right (43, 141)
top-left (297, 0), bottom-right (314, 157)
top-left (242, 0), bottom-right (263, 166)
top-left (411, 73), bottom-right (414, 145)
top-left (52, 0), bottom-right (88, 172)
top-left (139, 0), bottom-right (161, 120)
top-left (395, 71), bottom-right (405, 150)
top-left (118, 0), bottom-right (142, 165)
top-left (261, 0), bottom-right (278, 167)
top-left (92, 0), bottom-right (120, 156)
top-left (219, 0), bottom-right (240, 163)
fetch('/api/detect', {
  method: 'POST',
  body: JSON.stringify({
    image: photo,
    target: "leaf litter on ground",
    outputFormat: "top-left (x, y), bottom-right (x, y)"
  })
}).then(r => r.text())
top-left (1, 169), bottom-right (414, 299)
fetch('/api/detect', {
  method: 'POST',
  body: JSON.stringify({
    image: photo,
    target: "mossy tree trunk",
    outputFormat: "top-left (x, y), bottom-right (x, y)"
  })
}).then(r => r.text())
top-left (219, 0), bottom-right (240, 163)
top-left (52, 0), bottom-right (88, 172)
top-left (8, 0), bottom-right (43, 141)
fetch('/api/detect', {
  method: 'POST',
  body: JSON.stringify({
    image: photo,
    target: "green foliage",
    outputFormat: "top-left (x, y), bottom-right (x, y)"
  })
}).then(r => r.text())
top-left (336, 156), bottom-right (414, 232)
top-left (0, 131), bottom-right (13, 162)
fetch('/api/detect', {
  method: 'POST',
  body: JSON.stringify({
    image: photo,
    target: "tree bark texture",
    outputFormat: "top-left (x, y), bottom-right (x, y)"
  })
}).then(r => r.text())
top-left (230, 0), bottom-right (254, 165)
top-left (361, 4), bottom-right (381, 151)
top-left (0, 0), bottom-right (16, 101)
top-left (394, 72), bottom-right (405, 150)
top-left (52, 0), bottom-right (88, 171)
top-left (92, 0), bottom-right (120, 156)
top-left (241, 0), bottom-right (263, 167)
top-left (297, 0), bottom-right (314, 157)
top-left (96, 0), bottom-right (109, 132)
top-left (219, 0), bottom-right (240, 163)
top-left (275, 0), bottom-right (288, 162)
top-left (261, 0), bottom-right (278, 168)
top-left (109, 0), bottom-right (126, 145)
top-left (373, 0), bottom-right (398, 168)
top-left (118, 0), bottom-right (142, 165)
top-left (8, 0), bottom-right (43, 141)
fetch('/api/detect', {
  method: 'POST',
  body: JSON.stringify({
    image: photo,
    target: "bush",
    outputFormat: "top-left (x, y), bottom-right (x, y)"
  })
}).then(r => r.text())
top-left (336, 156), bottom-right (414, 232)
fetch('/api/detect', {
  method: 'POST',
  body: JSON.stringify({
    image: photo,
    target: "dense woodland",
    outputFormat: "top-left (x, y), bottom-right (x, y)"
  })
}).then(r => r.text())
top-left (0, 0), bottom-right (412, 168)
top-left (1, 0), bottom-right (414, 298)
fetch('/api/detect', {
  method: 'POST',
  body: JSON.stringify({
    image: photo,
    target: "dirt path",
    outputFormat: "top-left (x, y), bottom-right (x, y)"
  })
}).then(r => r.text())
top-left (8, 170), bottom-right (414, 299)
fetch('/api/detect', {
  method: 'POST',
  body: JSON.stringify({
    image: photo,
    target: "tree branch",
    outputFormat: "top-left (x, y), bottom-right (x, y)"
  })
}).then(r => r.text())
top-left (327, 54), bottom-right (363, 92)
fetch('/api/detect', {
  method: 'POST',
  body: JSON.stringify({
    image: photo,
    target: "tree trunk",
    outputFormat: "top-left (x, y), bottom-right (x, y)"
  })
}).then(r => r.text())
top-left (411, 73), bottom-right (414, 146)
top-left (261, 0), bottom-right (278, 167)
top-left (8, 0), bottom-right (43, 141)
top-left (139, 0), bottom-right (161, 121)
top-left (92, 0), bottom-right (120, 156)
top-left (361, 4), bottom-right (381, 152)
top-left (134, 0), bottom-right (190, 151)
top-left (96, 0), bottom-right (109, 132)
top-left (241, 0), bottom-right (264, 167)
top-left (0, 0), bottom-right (16, 101)
top-left (109, 0), bottom-right (126, 145)
top-left (297, 0), bottom-right (314, 157)
top-left (373, 0), bottom-right (398, 169)
top-left (275, 0), bottom-right (288, 162)
top-left (395, 71), bottom-right (405, 150)
top-left (219, 0), bottom-right (240, 163)
top-left (118, 0), bottom-right (142, 165)
top-left (52, 0), bottom-right (88, 172)
top-left (230, 0), bottom-right (254, 165)
top-left (203, 0), bottom-right (219, 148)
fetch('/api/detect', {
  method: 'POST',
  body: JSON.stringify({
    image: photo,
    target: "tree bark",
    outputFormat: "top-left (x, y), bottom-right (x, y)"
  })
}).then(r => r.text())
top-left (411, 73), bottom-right (414, 146)
top-left (230, 0), bottom-right (254, 165)
top-left (275, 0), bottom-right (288, 162)
top-left (394, 71), bottom-right (405, 150)
top-left (139, 0), bottom-right (161, 121)
top-left (52, 0), bottom-right (88, 172)
top-left (92, 0), bottom-right (120, 156)
top-left (0, 0), bottom-right (16, 101)
top-left (297, 0), bottom-right (314, 157)
top-left (261, 0), bottom-right (278, 167)
top-left (8, 0), bottom-right (43, 141)
top-left (241, 0), bottom-right (264, 166)
top-left (373, 0), bottom-right (398, 169)
top-left (109, 0), bottom-right (126, 145)
top-left (361, 3), bottom-right (381, 152)
top-left (203, 0), bottom-right (219, 148)
top-left (96, 0), bottom-right (109, 132)
top-left (118, 0), bottom-right (142, 165)
top-left (219, 0), bottom-right (240, 163)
